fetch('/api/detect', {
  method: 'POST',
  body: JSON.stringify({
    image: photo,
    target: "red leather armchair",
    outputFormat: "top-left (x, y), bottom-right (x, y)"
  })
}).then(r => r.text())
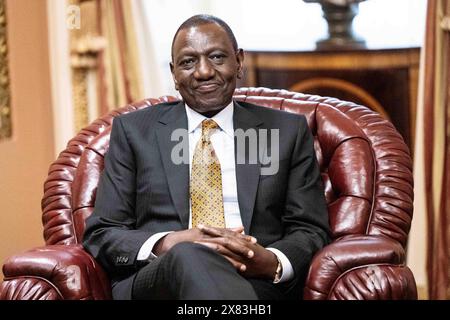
top-left (0, 88), bottom-right (417, 300)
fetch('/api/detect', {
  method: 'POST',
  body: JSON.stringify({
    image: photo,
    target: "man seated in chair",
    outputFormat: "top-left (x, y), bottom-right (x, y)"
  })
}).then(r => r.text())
top-left (83, 14), bottom-right (330, 300)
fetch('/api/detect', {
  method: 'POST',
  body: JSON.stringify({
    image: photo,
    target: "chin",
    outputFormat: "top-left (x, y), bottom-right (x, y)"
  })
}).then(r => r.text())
top-left (196, 99), bottom-right (228, 111)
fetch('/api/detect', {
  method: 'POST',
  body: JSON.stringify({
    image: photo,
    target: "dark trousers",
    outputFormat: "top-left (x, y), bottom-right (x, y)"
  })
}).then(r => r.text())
top-left (130, 242), bottom-right (298, 300)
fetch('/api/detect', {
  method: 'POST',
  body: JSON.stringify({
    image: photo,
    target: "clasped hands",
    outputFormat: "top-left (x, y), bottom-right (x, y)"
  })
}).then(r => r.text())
top-left (153, 225), bottom-right (278, 280)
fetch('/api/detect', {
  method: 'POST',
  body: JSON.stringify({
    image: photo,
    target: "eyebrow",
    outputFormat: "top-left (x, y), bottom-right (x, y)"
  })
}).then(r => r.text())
top-left (174, 46), bottom-right (229, 60)
top-left (178, 45), bottom-right (228, 54)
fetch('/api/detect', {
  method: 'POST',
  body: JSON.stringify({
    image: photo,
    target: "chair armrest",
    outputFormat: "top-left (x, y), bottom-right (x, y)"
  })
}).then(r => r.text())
top-left (303, 235), bottom-right (417, 300)
top-left (1, 245), bottom-right (111, 300)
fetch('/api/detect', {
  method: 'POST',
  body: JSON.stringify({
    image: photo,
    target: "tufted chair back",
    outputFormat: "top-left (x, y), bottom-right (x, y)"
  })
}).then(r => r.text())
top-left (2, 88), bottom-right (415, 300)
top-left (44, 87), bottom-right (412, 247)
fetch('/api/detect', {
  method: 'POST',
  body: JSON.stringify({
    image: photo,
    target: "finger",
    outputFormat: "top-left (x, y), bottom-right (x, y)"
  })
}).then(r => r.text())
top-left (224, 256), bottom-right (247, 273)
top-left (229, 227), bottom-right (257, 244)
top-left (200, 225), bottom-right (256, 243)
top-left (194, 241), bottom-right (246, 272)
top-left (198, 225), bottom-right (225, 237)
top-left (240, 234), bottom-right (257, 244)
top-left (230, 226), bottom-right (244, 233)
top-left (194, 241), bottom-right (242, 262)
top-left (227, 230), bottom-right (255, 243)
top-left (199, 225), bottom-right (242, 241)
top-left (198, 237), bottom-right (254, 259)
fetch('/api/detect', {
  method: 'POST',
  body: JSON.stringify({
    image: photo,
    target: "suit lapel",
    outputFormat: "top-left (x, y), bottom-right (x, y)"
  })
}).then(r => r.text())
top-left (233, 101), bottom-right (264, 235)
top-left (155, 102), bottom-right (190, 228)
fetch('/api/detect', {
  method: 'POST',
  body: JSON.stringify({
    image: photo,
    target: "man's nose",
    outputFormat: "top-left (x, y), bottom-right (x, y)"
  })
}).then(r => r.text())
top-left (194, 57), bottom-right (215, 79)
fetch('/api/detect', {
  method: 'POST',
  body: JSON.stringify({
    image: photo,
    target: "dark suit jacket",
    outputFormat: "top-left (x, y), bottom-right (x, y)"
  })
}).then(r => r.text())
top-left (83, 100), bottom-right (330, 299)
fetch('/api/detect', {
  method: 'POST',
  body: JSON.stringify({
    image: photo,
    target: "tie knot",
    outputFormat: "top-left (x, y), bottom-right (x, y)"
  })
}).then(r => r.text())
top-left (202, 119), bottom-right (219, 141)
top-left (202, 119), bottom-right (218, 130)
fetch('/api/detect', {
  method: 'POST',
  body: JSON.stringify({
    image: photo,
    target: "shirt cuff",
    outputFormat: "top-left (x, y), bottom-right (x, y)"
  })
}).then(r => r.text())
top-left (137, 231), bottom-right (173, 261)
top-left (266, 247), bottom-right (294, 283)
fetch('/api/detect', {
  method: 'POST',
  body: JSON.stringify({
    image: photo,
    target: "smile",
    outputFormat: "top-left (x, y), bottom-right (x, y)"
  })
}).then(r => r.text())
top-left (195, 83), bottom-right (220, 93)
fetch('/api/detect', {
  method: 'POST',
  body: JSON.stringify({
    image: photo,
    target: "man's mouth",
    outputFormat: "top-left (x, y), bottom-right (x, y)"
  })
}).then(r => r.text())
top-left (195, 83), bottom-right (220, 93)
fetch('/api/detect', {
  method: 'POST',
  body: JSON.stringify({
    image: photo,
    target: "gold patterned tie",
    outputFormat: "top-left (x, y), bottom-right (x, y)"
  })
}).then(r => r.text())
top-left (190, 119), bottom-right (225, 228)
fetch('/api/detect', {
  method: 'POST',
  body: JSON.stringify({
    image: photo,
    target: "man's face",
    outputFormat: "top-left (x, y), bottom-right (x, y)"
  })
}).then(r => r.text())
top-left (170, 23), bottom-right (244, 114)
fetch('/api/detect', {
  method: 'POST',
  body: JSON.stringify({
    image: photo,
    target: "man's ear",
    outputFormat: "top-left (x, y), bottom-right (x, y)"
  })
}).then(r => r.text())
top-left (236, 49), bottom-right (244, 79)
top-left (170, 62), bottom-right (179, 90)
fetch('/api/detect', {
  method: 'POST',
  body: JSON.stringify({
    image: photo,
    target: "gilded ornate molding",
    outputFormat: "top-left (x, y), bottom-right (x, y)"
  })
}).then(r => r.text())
top-left (69, 0), bottom-right (105, 131)
top-left (70, 34), bottom-right (105, 131)
top-left (0, 0), bottom-right (11, 140)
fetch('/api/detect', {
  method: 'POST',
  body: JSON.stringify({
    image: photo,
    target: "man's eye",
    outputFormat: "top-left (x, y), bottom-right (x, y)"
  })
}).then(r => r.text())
top-left (180, 59), bottom-right (194, 67)
top-left (210, 54), bottom-right (225, 62)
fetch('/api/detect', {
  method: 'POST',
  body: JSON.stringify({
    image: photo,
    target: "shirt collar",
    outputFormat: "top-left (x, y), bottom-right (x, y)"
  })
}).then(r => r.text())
top-left (185, 101), bottom-right (234, 137)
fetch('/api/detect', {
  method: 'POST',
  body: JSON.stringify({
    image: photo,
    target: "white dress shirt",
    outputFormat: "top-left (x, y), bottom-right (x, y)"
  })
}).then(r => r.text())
top-left (137, 102), bottom-right (293, 282)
